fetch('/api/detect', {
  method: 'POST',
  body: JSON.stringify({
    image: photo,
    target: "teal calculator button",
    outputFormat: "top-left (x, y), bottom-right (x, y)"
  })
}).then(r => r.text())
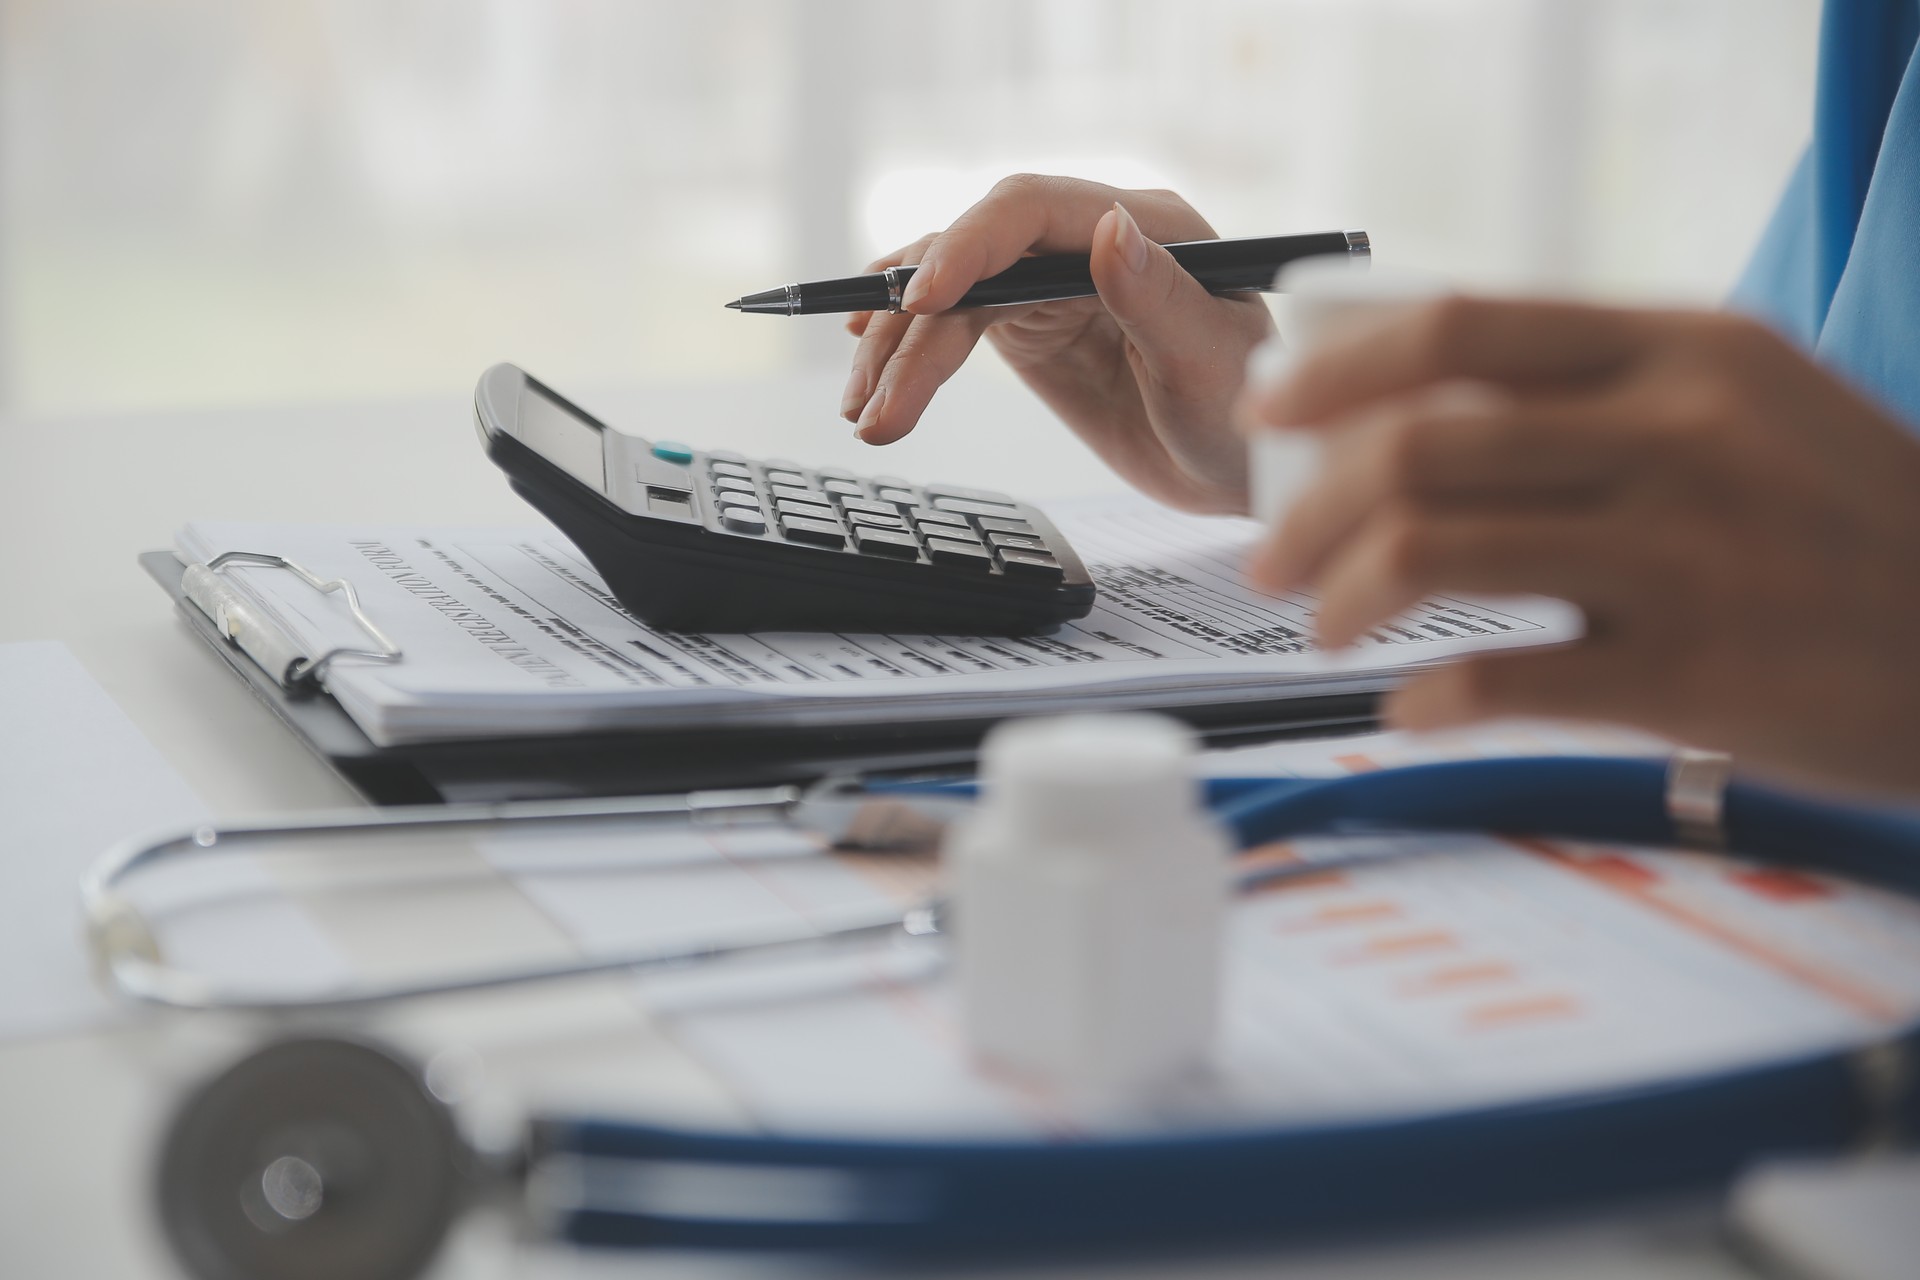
top-left (651, 441), bottom-right (695, 465)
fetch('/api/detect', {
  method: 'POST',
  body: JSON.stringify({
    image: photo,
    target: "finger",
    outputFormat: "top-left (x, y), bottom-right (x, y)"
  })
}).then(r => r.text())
top-left (1254, 296), bottom-right (1667, 430)
top-left (1083, 202), bottom-right (1272, 499)
top-left (904, 174), bottom-right (1215, 315)
top-left (1307, 509), bottom-right (1621, 650)
top-left (1249, 384), bottom-right (1647, 590)
top-left (1091, 202), bottom-right (1270, 404)
top-left (1386, 641), bottom-right (1632, 731)
top-left (857, 312), bottom-right (994, 445)
top-left (863, 236), bottom-right (934, 275)
top-left (842, 310), bottom-right (915, 421)
top-left (840, 235), bottom-right (942, 407)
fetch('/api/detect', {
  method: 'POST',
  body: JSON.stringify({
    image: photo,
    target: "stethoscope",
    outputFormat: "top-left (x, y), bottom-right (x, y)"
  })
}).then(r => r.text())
top-left (92, 753), bottom-right (1920, 1280)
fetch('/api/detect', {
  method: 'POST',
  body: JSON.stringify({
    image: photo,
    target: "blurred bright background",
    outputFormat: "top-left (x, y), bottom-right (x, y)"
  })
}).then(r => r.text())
top-left (0, 0), bottom-right (1819, 417)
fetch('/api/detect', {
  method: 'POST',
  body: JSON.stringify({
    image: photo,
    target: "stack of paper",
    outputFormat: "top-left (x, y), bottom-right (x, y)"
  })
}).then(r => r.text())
top-left (173, 497), bottom-right (1580, 747)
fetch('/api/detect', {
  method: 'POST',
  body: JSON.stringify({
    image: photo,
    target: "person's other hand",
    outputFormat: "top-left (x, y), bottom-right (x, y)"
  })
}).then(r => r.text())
top-left (842, 174), bottom-right (1273, 514)
top-left (1239, 298), bottom-right (1920, 798)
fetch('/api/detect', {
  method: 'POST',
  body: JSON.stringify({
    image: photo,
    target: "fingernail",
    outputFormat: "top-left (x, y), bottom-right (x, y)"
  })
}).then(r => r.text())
top-left (840, 367), bottom-right (869, 420)
top-left (854, 385), bottom-right (888, 439)
top-left (900, 262), bottom-right (934, 311)
top-left (1111, 202), bottom-right (1149, 274)
top-left (1243, 335), bottom-right (1291, 391)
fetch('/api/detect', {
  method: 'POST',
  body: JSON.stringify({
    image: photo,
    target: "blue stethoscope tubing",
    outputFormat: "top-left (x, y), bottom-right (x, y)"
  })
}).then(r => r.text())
top-left (888, 756), bottom-right (1920, 897)
top-left (534, 756), bottom-right (1920, 1252)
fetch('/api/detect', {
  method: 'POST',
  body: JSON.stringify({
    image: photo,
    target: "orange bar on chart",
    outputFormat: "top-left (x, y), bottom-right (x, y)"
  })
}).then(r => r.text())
top-left (1730, 867), bottom-right (1833, 903)
top-left (1564, 852), bottom-right (1661, 890)
top-left (1400, 960), bottom-right (1517, 996)
top-left (1281, 900), bottom-right (1403, 932)
top-left (1338, 929), bottom-right (1458, 964)
top-left (1464, 993), bottom-right (1581, 1030)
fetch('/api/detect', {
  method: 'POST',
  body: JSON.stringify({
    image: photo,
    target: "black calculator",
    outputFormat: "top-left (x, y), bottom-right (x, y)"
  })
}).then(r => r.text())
top-left (473, 363), bottom-right (1096, 634)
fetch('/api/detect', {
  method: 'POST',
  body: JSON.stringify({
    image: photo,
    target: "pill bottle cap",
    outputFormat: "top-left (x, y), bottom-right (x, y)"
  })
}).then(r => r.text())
top-left (1273, 259), bottom-right (1450, 352)
top-left (975, 713), bottom-right (1201, 851)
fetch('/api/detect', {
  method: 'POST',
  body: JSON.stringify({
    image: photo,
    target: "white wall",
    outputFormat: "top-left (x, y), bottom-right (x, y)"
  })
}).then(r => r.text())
top-left (0, 0), bottom-right (1820, 414)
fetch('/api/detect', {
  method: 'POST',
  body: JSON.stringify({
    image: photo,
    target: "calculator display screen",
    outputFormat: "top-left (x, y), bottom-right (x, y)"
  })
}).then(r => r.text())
top-left (518, 383), bottom-right (606, 491)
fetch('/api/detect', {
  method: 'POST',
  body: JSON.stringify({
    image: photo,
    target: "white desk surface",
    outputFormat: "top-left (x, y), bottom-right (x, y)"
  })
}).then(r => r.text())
top-left (0, 365), bottom-right (1751, 1279)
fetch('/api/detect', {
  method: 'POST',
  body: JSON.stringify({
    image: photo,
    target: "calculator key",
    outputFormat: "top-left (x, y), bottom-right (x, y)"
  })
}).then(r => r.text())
top-left (775, 498), bottom-right (837, 521)
top-left (869, 475), bottom-right (914, 491)
top-left (717, 492), bottom-right (763, 512)
top-left (779, 515), bottom-right (846, 547)
top-left (909, 507), bottom-right (970, 529)
top-left (998, 550), bottom-right (1063, 581)
top-left (932, 496), bottom-right (1023, 517)
top-left (838, 496), bottom-right (898, 517)
top-left (876, 487), bottom-right (919, 506)
top-left (706, 449), bottom-right (747, 464)
top-left (651, 441), bottom-right (695, 465)
top-left (821, 478), bottom-right (865, 497)
top-left (847, 510), bottom-right (908, 530)
top-left (919, 523), bottom-right (981, 545)
top-left (928, 483), bottom-right (1014, 504)
top-left (987, 531), bottom-right (1049, 553)
top-left (770, 483), bottom-right (819, 503)
top-left (765, 469), bottom-right (808, 487)
top-left (713, 476), bottom-right (757, 495)
top-left (927, 537), bottom-right (994, 568)
top-left (977, 516), bottom-right (1037, 536)
top-left (852, 527), bottom-right (921, 559)
top-left (709, 461), bottom-right (752, 479)
top-left (720, 508), bottom-right (768, 534)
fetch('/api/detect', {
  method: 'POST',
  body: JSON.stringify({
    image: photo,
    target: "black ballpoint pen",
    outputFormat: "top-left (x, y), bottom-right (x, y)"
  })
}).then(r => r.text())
top-left (725, 230), bottom-right (1370, 316)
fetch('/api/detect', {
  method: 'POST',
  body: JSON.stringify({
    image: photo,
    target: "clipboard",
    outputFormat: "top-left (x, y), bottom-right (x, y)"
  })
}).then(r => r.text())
top-left (142, 550), bottom-right (1379, 805)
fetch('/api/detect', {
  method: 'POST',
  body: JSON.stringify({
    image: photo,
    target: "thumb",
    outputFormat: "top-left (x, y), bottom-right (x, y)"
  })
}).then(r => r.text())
top-left (1090, 202), bottom-right (1247, 397)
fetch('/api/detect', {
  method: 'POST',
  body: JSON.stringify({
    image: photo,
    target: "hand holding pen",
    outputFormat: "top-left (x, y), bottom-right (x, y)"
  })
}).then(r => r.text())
top-left (762, 176), bottom-right (1322, 515)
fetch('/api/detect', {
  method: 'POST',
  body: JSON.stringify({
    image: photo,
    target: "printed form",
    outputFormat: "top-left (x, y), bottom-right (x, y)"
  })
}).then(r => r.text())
top-left (175, 500), bottom-right (1579, 744)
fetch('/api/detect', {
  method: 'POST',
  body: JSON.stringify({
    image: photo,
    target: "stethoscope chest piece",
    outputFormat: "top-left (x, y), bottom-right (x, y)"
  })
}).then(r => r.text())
top-left (156, 1037), bottom-right (470, 1280)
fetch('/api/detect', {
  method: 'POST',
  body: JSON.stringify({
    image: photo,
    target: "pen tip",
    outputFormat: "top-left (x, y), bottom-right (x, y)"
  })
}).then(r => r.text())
top-left (723, 299), bottom-right (741, 310)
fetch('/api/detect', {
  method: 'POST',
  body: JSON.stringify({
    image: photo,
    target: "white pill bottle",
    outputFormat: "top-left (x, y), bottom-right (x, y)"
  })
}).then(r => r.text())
top-left (1248, 259), bottom-right (1450, 528)
top-left (949, 713), bottom-right (1229, 1104)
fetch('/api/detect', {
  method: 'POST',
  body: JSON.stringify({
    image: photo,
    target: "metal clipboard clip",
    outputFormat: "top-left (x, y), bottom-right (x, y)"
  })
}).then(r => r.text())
top-left (180, 551), bottom-right (402, 692)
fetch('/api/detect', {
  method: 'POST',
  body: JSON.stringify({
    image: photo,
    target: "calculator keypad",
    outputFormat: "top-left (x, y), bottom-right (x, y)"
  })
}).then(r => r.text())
top-left (695, 454), bottom-right (1075, 580)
